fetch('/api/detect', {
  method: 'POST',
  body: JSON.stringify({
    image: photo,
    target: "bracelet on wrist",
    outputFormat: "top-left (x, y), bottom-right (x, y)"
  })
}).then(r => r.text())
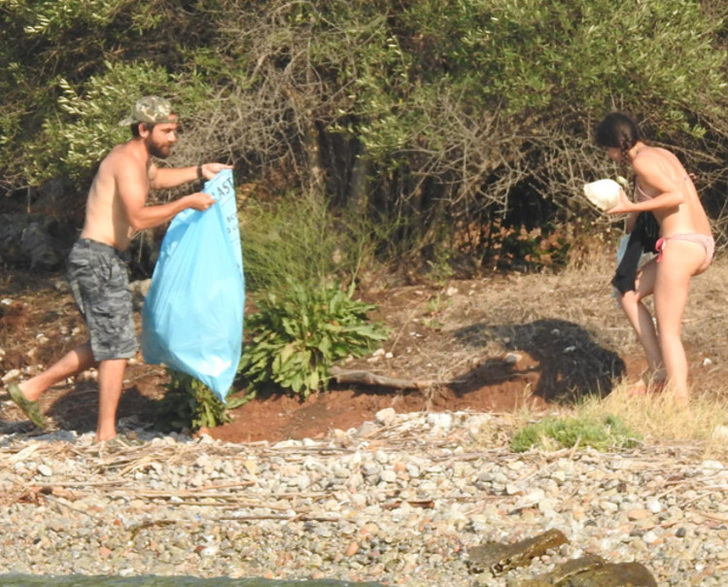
top-left (196, 164), bottom-right (203, 179)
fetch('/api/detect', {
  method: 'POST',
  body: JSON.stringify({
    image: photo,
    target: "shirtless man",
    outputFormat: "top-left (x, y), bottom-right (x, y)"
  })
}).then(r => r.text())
top-left (595, 112), bottom-right (713, 404)
top-left (8, 96), bottom-right (232, 441)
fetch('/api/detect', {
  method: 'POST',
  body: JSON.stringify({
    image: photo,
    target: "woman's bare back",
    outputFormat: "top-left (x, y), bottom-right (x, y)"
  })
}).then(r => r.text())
top-left (633, 146), bottom-right (711, 237)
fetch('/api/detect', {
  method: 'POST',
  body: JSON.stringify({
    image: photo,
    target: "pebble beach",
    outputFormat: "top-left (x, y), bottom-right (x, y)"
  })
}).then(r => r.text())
top-left (2, 409), bottom-right (728, 585)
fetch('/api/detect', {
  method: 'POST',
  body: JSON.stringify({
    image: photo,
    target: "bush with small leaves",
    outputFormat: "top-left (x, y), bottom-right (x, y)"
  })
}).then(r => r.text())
top-left (239, 281), bottom-right (389, 398)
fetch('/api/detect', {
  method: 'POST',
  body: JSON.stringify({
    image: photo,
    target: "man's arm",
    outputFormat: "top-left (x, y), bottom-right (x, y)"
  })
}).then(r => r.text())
top-left (149, 162), bottom-right (233, 190)
top-left (120, 164), bottom-right (215, 232)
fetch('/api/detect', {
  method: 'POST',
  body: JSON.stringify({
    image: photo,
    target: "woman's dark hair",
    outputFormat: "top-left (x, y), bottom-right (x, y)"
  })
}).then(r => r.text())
top-left (595, 112), bottom-right (642, 160)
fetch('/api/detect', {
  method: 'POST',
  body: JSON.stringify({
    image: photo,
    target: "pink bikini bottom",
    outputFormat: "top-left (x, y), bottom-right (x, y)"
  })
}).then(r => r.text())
top-left (655, 233), bottom-right (715, 272)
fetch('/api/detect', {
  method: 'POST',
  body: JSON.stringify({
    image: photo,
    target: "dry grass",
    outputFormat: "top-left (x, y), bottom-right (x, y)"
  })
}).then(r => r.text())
top-left (364, 242), bottom-right (728, 454)
top-left (486, 245), bottom-right (728, 456)
top-left (364, 247), bottom-right (635, 383)
top-left (572, 386), bottom-right (728, 458)
top-left (475, 241), bottom-right (727, 376)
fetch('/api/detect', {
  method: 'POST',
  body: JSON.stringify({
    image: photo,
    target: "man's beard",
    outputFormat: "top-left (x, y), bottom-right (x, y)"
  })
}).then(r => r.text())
top-left (146, 138), bottom-right (171, 159)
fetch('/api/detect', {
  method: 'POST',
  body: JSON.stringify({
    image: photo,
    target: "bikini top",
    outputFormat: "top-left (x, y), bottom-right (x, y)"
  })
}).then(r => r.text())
top-left (634, 175), bottom-right (689, 202)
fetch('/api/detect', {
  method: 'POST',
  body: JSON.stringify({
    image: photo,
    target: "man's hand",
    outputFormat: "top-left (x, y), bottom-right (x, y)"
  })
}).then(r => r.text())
top-left (199, 162), bottom-right (234, 180)
top-left (186, 192), bottom-right (216, 211)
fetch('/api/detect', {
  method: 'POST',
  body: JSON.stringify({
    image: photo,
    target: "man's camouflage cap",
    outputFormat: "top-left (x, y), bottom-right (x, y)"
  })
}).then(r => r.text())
top-left (119, 96), bottom-right (176, 126)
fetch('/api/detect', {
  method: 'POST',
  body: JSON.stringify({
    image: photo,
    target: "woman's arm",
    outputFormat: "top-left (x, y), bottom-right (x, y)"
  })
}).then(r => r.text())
top-left (607, 154), bottom-right (684, 215)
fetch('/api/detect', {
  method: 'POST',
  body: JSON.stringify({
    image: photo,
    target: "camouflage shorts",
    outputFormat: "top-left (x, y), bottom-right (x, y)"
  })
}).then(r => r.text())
top-left (66, 238), bottom-right (138, 362)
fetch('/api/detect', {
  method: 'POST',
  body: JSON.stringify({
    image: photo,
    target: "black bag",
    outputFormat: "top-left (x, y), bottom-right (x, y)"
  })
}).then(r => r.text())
top-left (611, 212), bottom-right (659, 294)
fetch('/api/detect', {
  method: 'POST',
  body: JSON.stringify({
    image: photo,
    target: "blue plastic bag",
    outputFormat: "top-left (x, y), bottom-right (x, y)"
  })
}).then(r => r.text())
top-left (141, 169), bottom-right (244, 401)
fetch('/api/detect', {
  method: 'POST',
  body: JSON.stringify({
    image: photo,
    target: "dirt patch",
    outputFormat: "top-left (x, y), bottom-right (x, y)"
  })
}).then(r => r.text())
top-left (4, 255), bottom-right (722, 444)
top-left (211, 354), bottom-right (549, 444)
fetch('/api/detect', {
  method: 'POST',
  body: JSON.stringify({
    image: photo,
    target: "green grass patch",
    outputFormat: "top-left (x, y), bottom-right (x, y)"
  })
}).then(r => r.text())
top-left (510, 414), bottom-right (642, 453)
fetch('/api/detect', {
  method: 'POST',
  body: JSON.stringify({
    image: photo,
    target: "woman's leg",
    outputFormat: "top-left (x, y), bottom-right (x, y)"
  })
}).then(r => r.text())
top-left (618, 260), bottom-right (663, 379)
top-left (653, 239), bottom-right (706, 403)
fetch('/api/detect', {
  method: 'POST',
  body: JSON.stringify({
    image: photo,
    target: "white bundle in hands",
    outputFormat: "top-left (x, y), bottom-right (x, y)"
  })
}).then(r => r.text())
top-left (583, 179), bottom-right (621, 211)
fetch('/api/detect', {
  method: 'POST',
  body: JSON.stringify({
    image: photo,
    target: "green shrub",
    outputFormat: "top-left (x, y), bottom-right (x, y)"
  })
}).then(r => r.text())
top-left (239, 281), bottom-right (389, 398)
top-left (155, 370), bottom-right (250, 432)
top-left (5, 0), bottom-right (728, 262)
top-left (240, 192), bottom-right (390, 293)
top-left (510, 414), bottom-right (641, 453)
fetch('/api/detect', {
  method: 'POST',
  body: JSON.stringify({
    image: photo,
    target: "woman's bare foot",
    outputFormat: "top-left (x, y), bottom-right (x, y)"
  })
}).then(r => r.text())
top-left (626, 379), bottom-right (649, 396)
top-left (627, 370), bottom-right (667, 396)
top-left (649, 378), bottom-right (667, 395)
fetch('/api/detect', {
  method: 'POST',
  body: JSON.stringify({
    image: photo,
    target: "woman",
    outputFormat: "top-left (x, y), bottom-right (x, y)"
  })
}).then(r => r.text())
top-left (595, 112), bottom-right (714, 404)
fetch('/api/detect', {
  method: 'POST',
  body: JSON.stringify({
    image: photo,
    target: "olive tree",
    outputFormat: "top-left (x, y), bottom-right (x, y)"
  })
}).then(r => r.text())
top-left (3, 0), bottom-right (728, 265)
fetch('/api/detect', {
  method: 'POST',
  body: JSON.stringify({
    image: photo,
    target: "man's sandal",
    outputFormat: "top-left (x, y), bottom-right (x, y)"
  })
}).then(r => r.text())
top-left (7, 382), bottom-right (48, 429)
top-left (93, 434), bottom-right (143, 455)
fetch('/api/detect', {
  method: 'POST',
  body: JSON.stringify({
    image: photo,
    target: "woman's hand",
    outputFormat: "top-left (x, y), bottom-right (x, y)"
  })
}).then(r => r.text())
top-left (606, 188), bottom-right (634, 215)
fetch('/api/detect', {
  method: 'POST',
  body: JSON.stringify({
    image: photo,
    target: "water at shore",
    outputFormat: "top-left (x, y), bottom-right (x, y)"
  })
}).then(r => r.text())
top-left (0, 576), bottom-right (384, 586)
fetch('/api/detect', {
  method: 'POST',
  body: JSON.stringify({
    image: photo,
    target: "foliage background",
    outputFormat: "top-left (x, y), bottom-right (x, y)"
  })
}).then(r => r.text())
top-left (2, 0), bottom-right (728, 275)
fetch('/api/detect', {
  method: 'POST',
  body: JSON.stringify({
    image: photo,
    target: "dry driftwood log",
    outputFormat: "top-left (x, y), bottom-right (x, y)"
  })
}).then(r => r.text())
top-left (329, 366), bottom-right (449, 390)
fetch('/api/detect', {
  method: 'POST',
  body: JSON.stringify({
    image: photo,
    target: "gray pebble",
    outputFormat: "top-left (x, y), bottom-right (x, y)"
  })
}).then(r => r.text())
top-left (0, 411), bottom-right (726, 586)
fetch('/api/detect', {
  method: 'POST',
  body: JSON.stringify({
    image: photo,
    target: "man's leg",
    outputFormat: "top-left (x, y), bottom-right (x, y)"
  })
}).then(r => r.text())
top-left (96, 358), bottom-right (128, 442)
top-left (18, 342), bottom-right (96, 402)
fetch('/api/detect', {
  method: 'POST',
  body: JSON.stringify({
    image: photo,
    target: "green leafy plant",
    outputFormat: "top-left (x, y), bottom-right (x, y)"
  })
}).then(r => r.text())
top-left (510, 414), bottom-right (641, 453)
top-left (155, 370), bottom-right (249, 432)
top-left (422, 292), bottom-right (452, 330)
top-left (239, 281), bottom-right (389, 398)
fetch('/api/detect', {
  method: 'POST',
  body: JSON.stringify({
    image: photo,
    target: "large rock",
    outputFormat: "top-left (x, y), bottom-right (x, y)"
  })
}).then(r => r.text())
top-left (0, 213), bottom-right (76, 270)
